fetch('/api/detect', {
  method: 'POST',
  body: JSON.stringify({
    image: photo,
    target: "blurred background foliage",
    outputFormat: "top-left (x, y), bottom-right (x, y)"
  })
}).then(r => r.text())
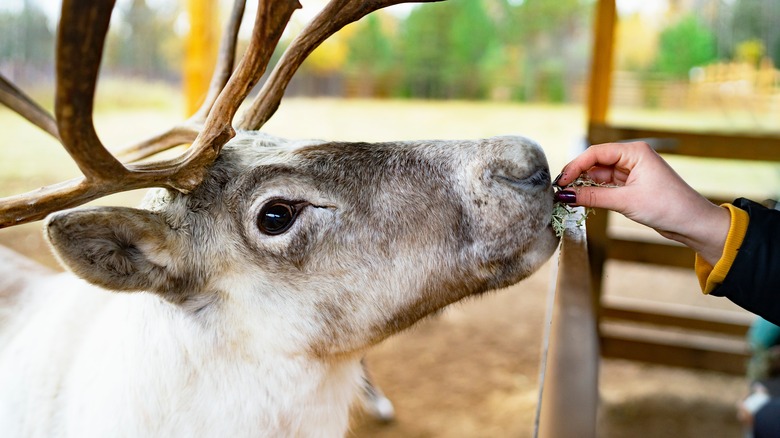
top-left (0, 0), bottom-right (778, 109)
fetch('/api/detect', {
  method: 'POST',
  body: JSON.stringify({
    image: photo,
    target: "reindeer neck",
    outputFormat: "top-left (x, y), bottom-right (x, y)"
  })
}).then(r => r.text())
top-left (21, 277), bottom-right (363, 436)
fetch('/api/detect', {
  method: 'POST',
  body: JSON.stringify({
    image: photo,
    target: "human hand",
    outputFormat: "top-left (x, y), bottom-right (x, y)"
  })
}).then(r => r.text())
top-left (553, 142), bottom-right (730, 265)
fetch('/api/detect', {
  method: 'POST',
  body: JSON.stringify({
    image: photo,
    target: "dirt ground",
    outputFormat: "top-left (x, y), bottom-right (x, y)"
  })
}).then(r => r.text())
top-left (347, 261), bottom-right (748, 438)
top-left (0, 222), bottom-right (748, 438)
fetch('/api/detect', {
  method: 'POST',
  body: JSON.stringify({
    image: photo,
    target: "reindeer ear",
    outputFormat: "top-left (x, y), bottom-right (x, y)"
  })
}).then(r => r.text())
top-left (45, 207), bottom-right (179, 294)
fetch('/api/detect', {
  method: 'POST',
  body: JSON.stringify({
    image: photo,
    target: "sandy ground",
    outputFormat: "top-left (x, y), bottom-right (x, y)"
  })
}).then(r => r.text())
top-left (348, 261), bottom-right (748, 438)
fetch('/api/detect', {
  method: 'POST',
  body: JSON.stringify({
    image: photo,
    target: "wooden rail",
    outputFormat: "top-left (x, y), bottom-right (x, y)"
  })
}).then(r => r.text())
top-left (537, 209), bottom-right (600, 438)
top-left (589, 123), bottom-right (780, 161)
top-left (600, 295), bottom-right (753, 374)
top-left (601, 295), bottom-right (754, 336)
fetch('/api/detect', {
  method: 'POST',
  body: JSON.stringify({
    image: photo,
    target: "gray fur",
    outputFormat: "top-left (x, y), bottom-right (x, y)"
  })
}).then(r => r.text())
top-left (0, 132), bottom-right (558, 436)
top-left (46, 131), bottom-right (558, 354)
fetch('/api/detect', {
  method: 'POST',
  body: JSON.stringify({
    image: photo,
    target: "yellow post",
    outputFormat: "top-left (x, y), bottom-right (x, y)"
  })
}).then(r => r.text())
top-left (184, 0), bottom-right (219, 116)
top-left (587, 0), bottom-right (617, 126)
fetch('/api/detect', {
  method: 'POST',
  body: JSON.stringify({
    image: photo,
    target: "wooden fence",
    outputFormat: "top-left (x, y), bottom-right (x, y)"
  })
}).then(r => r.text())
top-left (611, 58), bottom-right (780, 113)
top-left (535, 208), bottom-right (599, 438)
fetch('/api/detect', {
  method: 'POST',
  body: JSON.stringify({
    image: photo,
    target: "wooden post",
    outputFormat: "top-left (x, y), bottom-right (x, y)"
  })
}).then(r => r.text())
top-left (585, 0), bottom-right (617, 335)
top-left (184, 0), bottom-right (218, 116)
top-left (587, 0), bottom-right (617, 126)
top-left (538, 209), bottom-right (600, 438)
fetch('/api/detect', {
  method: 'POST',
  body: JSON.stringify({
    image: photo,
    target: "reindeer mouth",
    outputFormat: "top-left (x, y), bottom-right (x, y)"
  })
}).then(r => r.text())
top-left (495, 168), bottom-right (551, 192)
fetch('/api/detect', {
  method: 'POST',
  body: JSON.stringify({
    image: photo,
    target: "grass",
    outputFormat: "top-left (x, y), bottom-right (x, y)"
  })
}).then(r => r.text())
top-left (551, 176), bottom-right (607, 237)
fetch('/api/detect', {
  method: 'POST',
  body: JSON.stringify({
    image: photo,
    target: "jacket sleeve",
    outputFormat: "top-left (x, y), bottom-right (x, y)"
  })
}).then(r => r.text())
top-left (710, 198), bottom-right (780, 325)
top-left (695, 203), bottom-right (749, 293)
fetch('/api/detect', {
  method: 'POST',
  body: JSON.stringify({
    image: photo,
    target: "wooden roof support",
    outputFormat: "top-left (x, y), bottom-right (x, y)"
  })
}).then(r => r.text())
top-left (587, 0), bottom-right (616, 126)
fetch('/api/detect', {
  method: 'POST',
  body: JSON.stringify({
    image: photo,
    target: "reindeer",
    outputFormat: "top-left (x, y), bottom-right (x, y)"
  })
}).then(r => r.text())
top-left (0, 0), bottom-right (559, 436)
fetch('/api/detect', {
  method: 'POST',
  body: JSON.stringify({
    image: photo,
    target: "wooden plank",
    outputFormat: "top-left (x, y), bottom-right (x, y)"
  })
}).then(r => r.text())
top-left (586, 207), bottom-right (610, 310)
top-left (601, 295), bottom-right (754, 336)
top-left (586, 0), bottom-right (617, 125)
top-left (601, 323), bottom-right (750, 375)
top-left (589, 123), bottom-right (780, 161)
top-left (607, 238), bottom-right (694, 268)
top-left (538, 208), bottom-right (599, 438)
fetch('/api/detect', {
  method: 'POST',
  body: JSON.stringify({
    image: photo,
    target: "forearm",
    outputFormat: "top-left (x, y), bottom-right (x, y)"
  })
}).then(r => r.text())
top-left (658, 199), bottom-right (731, 267)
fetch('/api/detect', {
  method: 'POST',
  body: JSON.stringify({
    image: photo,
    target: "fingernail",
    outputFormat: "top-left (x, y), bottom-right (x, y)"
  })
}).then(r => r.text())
top-left (552, 172), bottom-right (563, 187)
top-left (554, 190), bottom-right (576, 204)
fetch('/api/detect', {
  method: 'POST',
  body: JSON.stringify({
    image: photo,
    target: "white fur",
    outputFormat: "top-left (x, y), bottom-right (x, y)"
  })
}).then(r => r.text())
top-left (0, 272), bottom-right (362, 437)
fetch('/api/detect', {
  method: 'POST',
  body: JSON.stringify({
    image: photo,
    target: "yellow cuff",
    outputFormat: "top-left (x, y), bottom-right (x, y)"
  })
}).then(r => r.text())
top-left (695, 204), bottom-right (749, 294)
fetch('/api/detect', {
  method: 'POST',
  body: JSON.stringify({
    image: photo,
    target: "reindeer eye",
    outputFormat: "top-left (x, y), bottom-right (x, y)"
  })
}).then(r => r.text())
top-left (258, 201), bottom-right (299, 235)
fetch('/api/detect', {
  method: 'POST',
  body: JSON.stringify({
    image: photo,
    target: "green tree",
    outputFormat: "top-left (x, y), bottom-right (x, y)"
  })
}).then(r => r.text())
top-left (346, 14), bottom-right (393, 74)
top-left (0, 0), bottom-right (54, 79)
top-left (500, 0), bottom-right (593, 101)
top-left (730, 0), bottom-right (780, 65)
top-left (396, 0), bottom-right (497, 99)
top-left (396, 2), bottom-right (454, 98)
top-left (345, 13), bottom-right (394, 95)
top-left (105, 0), bottom-right (181, 79)
top-left (653, 15), bottom-right (717, 78)
top-left (444, 0), bottom-right (496, 98)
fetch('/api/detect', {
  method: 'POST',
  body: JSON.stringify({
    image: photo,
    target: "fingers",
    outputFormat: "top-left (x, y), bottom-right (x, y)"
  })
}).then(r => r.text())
top-left (556, 141), bottom-right (653, 187)
top-left (583, 165), bottom-right (627, 186)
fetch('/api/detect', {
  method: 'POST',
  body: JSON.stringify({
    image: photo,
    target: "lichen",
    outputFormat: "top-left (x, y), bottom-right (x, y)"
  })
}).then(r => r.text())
top-left (550, 175), bottom-right (610, 237)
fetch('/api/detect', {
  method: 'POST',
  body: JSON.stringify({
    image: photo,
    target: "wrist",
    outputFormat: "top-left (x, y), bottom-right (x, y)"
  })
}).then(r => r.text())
top-left (663, 202), bottom-right (731, 265)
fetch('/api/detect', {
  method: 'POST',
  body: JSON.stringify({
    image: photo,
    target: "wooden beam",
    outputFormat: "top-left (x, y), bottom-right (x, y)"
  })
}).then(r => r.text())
top-left (185, 0), bottom-right (219, 116)
top-left (601, 323), bottom-right (750, 375)
top-left (586, 208), bottom-right (610, 312)
top-left (589, 123), bottom-right (780, 161)
top-left (586, 0), bottom-right (617, 125)
top-left (539, 208), bottom-right (599, 438)
top-left (607, 238), bottom-right (694, 268)
top-left (601, 295), bottom-right (754, 336)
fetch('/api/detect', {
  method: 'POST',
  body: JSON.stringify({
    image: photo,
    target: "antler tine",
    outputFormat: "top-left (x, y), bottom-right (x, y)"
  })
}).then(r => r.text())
top-left (117, 125), bottom-right (200, 163)
top-left (0, 73), bottom-right (59, 140)
top-left (237, 0), bottom-right (447, 131)
top-left (55, 0), bottom-right (127, 181)
top-left (116, 0), bottom-right (247, 162)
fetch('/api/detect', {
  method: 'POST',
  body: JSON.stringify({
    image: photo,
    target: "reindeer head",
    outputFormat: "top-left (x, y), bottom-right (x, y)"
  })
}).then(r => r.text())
top-left (0, 1), bottom-right (558, 355)
top-left (44, 132), bottom-right (557, 355)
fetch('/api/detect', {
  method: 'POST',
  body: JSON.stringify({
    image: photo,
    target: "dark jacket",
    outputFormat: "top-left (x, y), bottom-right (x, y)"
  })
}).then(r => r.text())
top-left (711, 198), bottom-right (780, 326)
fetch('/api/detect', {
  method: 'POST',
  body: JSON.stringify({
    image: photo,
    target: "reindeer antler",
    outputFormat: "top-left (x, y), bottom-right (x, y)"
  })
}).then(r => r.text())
top-left (0, 0), bottom-right (446, 228)
top-left (0, 74), bottom-right (59, 140)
